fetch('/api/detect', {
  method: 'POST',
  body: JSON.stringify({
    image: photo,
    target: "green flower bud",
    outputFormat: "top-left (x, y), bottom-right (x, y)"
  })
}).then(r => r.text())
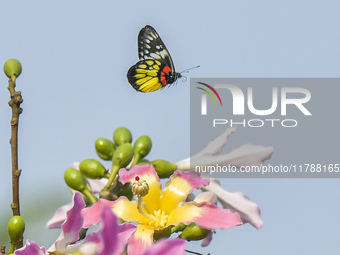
top-left (64, 168), bottom-right (88, 192)
top-left (4, 59), bottom-right (22, 78)
top-left (186, 193), bottom-right (196, 202)
top-left (112, 143), bottom-right (133, 168)
top-left (113, 127), bottom-right (132, 146)
top-left (116, 183), bottom-right (134, 200)
top-left (131, 135), bottom-right (152, 166)
top-left (171, 222), bottom-right (187, 233)
top-left (95, 138), bottom-right (115, 160)
top-left (8, 216), bottom-right (25, 245)
top-left (179, 223), bottom-right (211, 241)
top-left (134, 136), bottom-right (152, 158)
top-left (137, 158), bottom-right (150, 165)
top-left (151, 159), bottom-right (177, 178)
top-left (79, 159), bottom-right (109, 179)
top-left (153, 226), bottom-right (172, 241)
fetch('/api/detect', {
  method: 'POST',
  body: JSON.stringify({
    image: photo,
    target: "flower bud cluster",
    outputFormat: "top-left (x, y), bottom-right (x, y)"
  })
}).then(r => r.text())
top-left (63, 127), bottom-right (179, 204)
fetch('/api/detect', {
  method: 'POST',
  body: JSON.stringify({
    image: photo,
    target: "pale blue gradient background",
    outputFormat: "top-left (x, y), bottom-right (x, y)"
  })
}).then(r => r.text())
top-left (0, 1), bottom-right (339, 254)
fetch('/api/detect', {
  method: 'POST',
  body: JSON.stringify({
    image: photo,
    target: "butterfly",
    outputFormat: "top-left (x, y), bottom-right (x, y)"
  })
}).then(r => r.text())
top-left (127, 25), bottom-right (182, 93)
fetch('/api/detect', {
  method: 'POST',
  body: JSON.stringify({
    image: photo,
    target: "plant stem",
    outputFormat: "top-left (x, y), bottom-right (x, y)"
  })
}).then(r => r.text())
top-left (9, 243), bottom-right (16, 254)
top-left (103, 165), bottom-right (119, 191)
top-left (185, 250), bottom-right (210, 255)
top-left (82, 189), bottom-right (98, 204)
top-left (8, 76), bottom-right (23, 248)
top-left (137, 197), bottom-right (158, 222)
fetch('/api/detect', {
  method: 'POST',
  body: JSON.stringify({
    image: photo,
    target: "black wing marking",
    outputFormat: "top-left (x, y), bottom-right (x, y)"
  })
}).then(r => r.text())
top-left (137, 25), bottom-right (175, 73)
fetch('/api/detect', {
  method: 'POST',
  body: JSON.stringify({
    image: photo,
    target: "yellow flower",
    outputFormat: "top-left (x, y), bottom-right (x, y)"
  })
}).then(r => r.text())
top-left (82, 165), bottom-right (242, 255)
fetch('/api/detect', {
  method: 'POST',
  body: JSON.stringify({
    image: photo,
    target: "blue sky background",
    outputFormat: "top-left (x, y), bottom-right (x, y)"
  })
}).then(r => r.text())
top-left (0, 1), bottom-right (339, 254)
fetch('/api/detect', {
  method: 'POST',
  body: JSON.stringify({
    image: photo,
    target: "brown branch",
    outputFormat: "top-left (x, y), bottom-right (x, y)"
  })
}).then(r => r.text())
top-left (8, 77), bottom-right (23, 248)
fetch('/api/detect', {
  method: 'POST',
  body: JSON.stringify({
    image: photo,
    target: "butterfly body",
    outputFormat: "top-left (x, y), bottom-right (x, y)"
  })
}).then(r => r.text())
top-left (127, 25), bottom-right (181, 93)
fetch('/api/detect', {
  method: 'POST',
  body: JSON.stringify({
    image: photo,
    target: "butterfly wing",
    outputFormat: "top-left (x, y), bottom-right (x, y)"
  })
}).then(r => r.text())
top-left (127, 25), bottom-right (181, 92)
top-left (127, 59), bottom-right (173, 92)
top-left (138, 25), bottom-right (175, 73)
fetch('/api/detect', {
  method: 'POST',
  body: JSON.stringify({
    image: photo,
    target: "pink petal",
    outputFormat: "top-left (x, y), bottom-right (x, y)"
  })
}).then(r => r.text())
top-left (118, 223), bottom-right (137, 248)
top-left (201, 231), bottom-right (213, 247)
top-left (99, 206), bottom-right (121, 255)
top-left (190, 202), bottom-right (243, 230)
top-left (194, 191), bottom-right (217, 204)
top-left (205, 179), bottom-right (263, 229)
top-left (14, 240), bottom-right (46, 255)
top-left (127, 225), bottom-right (154, 255)
top-left (85, 218), bottom-right (136, 254)
top-left (96, 207), bottom-right (136, 255)
top-left (168, 202), bottom-right (242, 230)
top-left (54, 192), bottom-right (86, 251)
top-left (83, 232), bottom-right (101, 244)
top-left (81, 199), bottom-right (116, 228)
top-left (46, 203), bottom-right (72, 229)
top-left (143, 238), bottom-right (186, 255)
top-left (171, 171), bottom-right (210, 189)
top-left (119, 164), bottom-right (159, 184)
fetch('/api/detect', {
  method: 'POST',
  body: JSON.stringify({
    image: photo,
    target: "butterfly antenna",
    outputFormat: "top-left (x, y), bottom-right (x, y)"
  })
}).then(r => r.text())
top-left (180, 76), bottom-right (188, 83)
top-left (180, 65), bottom-right (200, 74)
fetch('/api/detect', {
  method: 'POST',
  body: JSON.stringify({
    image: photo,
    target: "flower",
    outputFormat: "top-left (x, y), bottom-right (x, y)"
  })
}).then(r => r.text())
top-left (176, 127), bottom-right (272, 229)
top-left (48, 127), bottom-right (270, 231)
top-left (17, 193), bottom-right (136, 255)
top-left (82, 164), bottom-right (242, 255)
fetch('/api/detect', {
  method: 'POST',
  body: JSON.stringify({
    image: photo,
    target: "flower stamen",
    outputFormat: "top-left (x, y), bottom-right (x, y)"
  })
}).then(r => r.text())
top-left (132, 176), bottom-right (149, 198)
top-left (132, 176), bottom-right (159, 222)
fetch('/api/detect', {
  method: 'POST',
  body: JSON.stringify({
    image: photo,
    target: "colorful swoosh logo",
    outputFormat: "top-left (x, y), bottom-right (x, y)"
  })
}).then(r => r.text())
top-left (196, 82), bottom-right (223, 106)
